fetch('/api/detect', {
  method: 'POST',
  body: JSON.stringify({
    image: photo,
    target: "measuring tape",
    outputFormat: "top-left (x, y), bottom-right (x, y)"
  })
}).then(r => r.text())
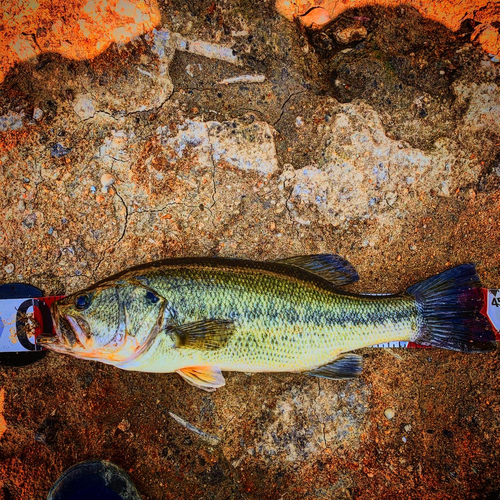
top-left (0, 284), bottom-right (64, 365)
top-left (0, 287), bottom-right (499, 358)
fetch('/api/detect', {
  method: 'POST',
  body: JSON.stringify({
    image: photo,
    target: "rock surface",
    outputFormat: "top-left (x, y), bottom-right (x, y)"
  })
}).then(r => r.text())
top-left (1, 0), bottom-right (161, 82)
top-left (276, 0), bottom-right (500, 57)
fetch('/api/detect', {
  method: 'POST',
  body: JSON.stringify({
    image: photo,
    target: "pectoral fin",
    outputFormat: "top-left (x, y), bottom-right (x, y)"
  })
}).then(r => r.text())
top-left (177, 366), bottom-right (226, 392)
top-left (306, 353), bottom-right (363, 380)
top-left (169, 319), bottom-right (235, 351)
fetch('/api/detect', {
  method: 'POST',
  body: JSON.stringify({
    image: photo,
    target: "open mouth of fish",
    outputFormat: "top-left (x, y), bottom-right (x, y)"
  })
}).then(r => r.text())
top-left (37, 313), bottom-right (87, 350)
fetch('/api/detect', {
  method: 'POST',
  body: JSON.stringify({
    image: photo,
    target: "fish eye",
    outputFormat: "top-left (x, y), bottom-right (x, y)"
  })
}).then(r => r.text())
top-left (145, 290), bottom-right (160, 304)
top-left (75, 294), bottom-right (91, 310)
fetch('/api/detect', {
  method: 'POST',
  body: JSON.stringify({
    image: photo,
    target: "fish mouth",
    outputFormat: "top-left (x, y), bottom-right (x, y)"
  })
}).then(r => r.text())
top-left (37, 313), bottom-right (87, 351)
top-left (64, 315), bottom-right (91, 347)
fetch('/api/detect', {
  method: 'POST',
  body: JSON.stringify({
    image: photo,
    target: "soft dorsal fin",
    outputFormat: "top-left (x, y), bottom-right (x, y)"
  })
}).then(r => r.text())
top-left (168, 319), bottom-right (235, 351)
top-left (276, 254), bottom-right (359, 287)
top-left (306, 353), bottom-right (363, 380)
top-left (177, 366), bottom-right (226, 392)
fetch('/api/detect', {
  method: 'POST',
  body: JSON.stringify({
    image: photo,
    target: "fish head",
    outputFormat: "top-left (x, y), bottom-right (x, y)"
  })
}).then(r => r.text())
top-left (39, 280), bottom-right (166, 364)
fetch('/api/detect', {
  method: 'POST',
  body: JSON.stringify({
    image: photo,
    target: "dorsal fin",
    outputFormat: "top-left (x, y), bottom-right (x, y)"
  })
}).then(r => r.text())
top-left (276, 254), bottom-right (359, 287)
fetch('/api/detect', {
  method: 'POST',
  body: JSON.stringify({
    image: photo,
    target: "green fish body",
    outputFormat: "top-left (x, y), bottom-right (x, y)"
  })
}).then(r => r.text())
top-left (40, 256), bottom-right (496, 391)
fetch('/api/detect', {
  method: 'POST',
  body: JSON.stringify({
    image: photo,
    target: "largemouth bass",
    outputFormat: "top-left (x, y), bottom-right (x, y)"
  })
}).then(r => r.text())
top-left (38, 255), bottom-right (496, 391)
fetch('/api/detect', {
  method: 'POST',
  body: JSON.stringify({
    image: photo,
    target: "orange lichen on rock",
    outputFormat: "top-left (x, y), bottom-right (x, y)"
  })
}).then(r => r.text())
top-left (0, 0), bottom-right (161, 82)
top-left (0, 388), bottom-right (6, 439)
top-left (472, 24), bottom-right (500, 56)
top-left (277, 0), bottom-right (500, 57)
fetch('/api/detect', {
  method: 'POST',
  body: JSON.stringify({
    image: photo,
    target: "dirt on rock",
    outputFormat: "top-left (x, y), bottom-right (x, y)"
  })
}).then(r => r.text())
top-left (1, 1), bottom-right (499, 499)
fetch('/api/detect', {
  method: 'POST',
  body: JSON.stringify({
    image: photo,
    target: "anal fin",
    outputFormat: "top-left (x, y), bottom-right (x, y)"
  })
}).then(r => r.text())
top-left (306, 353), bottom-right (363, 380)
top-left (177, 366), bottom-right (226, 392)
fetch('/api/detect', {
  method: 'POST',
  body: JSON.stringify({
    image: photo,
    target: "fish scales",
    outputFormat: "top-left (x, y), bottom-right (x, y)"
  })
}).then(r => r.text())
top-left (120, 261), bottom-right (418, 373)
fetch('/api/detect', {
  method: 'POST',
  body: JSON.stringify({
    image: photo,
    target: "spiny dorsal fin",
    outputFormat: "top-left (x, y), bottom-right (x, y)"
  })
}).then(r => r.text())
top-left (276, 254), bottom-right (359, 287)
top-left (168, 319), bottom-right (235, 351)
top-left (177, 366), bottom-right (226, 392)
top-left (306, 353), bottom-right (363, 380)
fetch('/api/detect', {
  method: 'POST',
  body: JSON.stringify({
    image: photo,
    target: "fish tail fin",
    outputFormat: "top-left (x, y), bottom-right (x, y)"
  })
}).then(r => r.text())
top-left (407, 264), bottom-right (497, 352)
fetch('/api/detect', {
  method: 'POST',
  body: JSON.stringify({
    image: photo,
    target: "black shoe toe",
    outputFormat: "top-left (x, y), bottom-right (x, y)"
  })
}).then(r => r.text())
top-left (47, 460), bottom-right (141, 500)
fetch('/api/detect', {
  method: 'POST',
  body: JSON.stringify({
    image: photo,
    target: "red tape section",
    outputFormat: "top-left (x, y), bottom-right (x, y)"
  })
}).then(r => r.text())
top-left (33, 296), bottom-right (65, 338)
top-left (407, 342), bottom-right (431, 349)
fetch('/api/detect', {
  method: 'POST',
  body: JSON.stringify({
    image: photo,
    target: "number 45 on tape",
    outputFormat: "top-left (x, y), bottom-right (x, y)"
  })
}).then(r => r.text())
top-left (487, 288), bottom-right (500, 328)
